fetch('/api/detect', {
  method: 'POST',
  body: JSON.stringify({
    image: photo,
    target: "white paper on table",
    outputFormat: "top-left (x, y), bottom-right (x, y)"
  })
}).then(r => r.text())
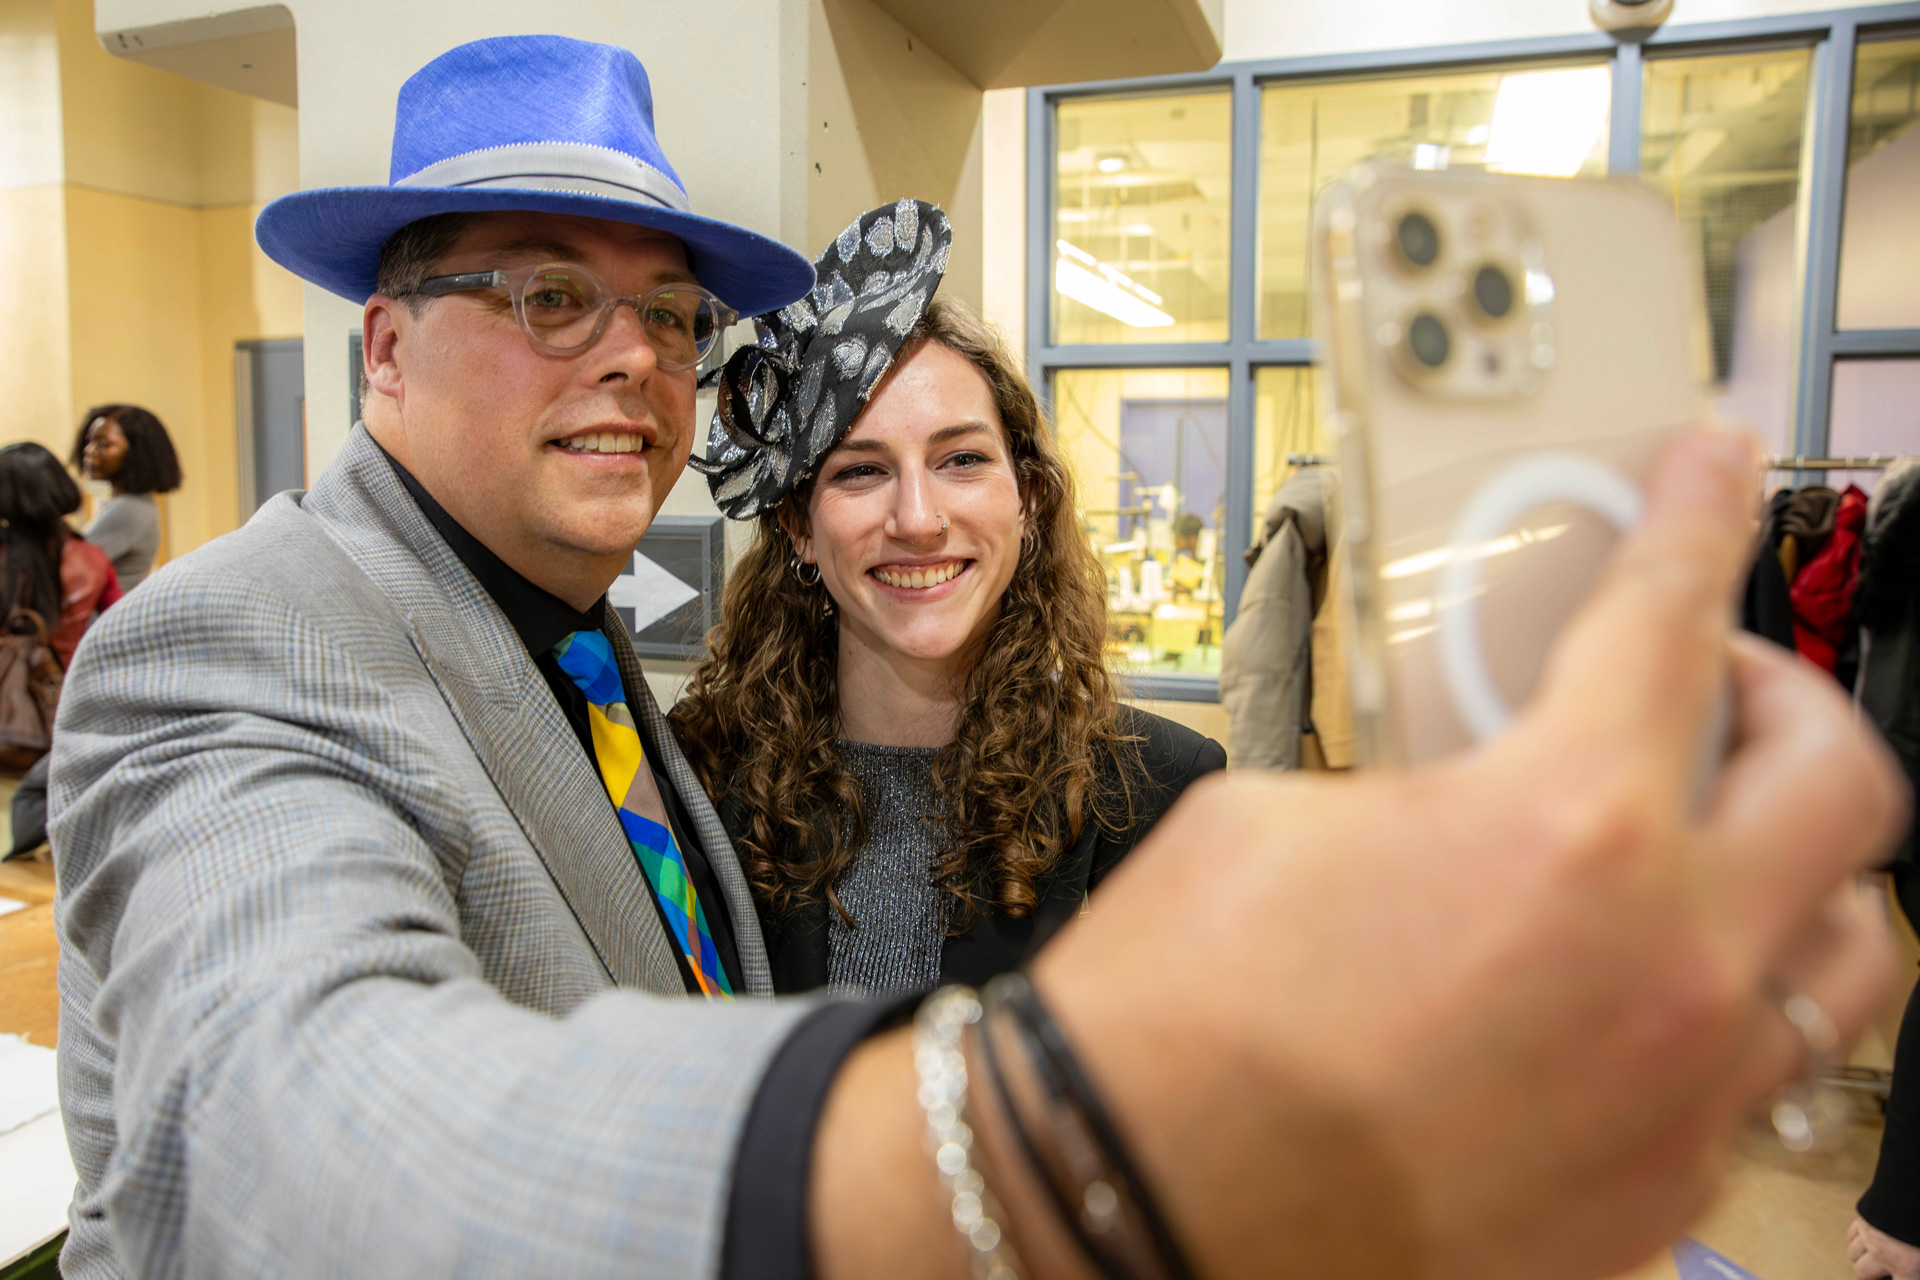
top-left (0, 898), bottom-right (25, 918)
top-left (0, 1034), bottom-right (58, 1138)
top-left (0, 1111), bottom-right (75, 1269)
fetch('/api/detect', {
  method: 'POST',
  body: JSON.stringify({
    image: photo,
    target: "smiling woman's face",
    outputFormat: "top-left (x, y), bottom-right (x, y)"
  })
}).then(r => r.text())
top-left (800, 339), bottom-right (1025, 671)
top-left (82, 417), bottom-right (128, 482)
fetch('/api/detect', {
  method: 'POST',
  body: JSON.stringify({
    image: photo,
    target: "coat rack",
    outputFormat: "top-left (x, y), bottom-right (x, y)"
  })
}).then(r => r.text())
top-left (1764, 454), bottom-right (1899, 470)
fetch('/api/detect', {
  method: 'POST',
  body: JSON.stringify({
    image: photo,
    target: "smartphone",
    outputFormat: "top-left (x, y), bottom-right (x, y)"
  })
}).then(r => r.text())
top-left (1313, 163), bottom-right (1711, 766)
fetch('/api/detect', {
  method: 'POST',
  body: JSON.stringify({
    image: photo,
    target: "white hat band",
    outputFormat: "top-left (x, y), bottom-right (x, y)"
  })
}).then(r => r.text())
top-left (395, 141), bottom-right (691, 213)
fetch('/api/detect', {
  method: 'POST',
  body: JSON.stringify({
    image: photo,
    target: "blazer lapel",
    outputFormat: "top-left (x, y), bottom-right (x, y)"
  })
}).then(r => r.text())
top-left (406, 621), bottom-right (683, 993)
top-left (302, 428), bottom-right (682, 994)
top-left (605, 609), bottom-right (775, 998)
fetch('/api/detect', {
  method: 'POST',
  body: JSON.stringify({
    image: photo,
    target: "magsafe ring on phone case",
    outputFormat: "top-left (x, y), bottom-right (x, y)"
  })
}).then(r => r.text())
top-left (1437, 453), bottom-right (1645, 741)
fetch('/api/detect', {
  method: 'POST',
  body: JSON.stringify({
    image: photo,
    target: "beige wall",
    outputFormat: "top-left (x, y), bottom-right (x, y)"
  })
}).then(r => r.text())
top-left (978, 86), bottom-right (1026, 351)
top-left (55, 0), bottom-right (303, 558)
top-left (809, 0), bottom-right (985, 315)
top-left (0, 0), bottom-right (302, 561)
top-left (0, 185), bottom-right (75, 458)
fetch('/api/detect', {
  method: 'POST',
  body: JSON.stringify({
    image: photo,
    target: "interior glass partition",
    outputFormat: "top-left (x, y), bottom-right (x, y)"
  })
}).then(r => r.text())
top-left (1032, 4), bottom-right (1920, 701)
top-left (1840, 35), bottom-right (1920, 329)
top-left (1829, 358), bottom-right (1920, 490)
top-left (1257, 61), bottom-right (1611, 340)
top-left (1251, 367), bottom-right (1322, 537)
top-left (1053, 367), bottom-right (1232, 676)
top-left (1642, 47), bottom-right (1813, 454)
top-left (1052, 91), bottom-right (1233, 346)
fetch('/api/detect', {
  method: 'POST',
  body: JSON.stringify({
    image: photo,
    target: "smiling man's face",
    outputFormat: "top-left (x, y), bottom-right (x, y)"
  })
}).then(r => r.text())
top-left (362, 212), bottom-right (700, 609)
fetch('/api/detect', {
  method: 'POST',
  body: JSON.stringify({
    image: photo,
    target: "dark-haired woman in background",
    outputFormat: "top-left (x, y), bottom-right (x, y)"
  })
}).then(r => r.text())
top-left (70, 404), bottom-right (182, 591)
top-left (2, 443), bottom-right (120, 855)
top-left (1, 443), bottom-right (122, 671)
top-left (673, 202), bottom-right (1224, 997)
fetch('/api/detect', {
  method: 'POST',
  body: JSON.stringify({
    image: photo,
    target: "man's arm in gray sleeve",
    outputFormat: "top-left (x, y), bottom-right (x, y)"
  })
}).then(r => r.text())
top-left (50, 574), bottom-right (812, 1279)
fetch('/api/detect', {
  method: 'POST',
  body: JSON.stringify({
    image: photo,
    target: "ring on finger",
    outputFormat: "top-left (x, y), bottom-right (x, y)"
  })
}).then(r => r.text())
top-left (1769, 986), bottom-right (1844, 1152)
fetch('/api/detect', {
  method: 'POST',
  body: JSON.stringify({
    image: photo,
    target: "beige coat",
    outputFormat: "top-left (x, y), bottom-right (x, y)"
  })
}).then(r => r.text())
top-left (1221, 466), bottom-right (1353, 769)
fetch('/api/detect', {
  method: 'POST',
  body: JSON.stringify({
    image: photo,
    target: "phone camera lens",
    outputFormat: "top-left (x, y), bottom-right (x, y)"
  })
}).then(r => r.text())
top-left (1396, 211), bottom-right (1441, 269)
top-left (1473, 265), bottom-right (1515, 319)
top-left (1407, 313), bottom-right (1450, 369)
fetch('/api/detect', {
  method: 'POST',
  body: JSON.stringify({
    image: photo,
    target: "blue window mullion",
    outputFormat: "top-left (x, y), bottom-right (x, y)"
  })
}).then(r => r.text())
top-left (1608, 39), bottom-right (1644, 175)
top-left (1224, 357), bottom-right (1255, 628)
top-left (1831, 328), bottom-right (1920, 356)
top-left (1026, 85), bottom-right (1054, 408)
top-left (1792, 19), bottom-right (1860, 460)
top-left (1225, 68), bottom-right (1261, 629)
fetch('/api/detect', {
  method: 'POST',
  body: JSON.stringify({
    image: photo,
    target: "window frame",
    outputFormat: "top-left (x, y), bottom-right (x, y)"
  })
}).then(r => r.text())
top-left (1027, 2), bottom-right (1920, 702)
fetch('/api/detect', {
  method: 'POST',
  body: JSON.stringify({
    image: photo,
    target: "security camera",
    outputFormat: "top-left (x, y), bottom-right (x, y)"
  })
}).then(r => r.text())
top-left (1591, 0), bottom-right (1674, 33)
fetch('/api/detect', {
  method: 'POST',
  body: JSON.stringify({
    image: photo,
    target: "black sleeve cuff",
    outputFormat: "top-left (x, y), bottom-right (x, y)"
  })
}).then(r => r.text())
top-left (722, 995), bottom-right (919, 1280)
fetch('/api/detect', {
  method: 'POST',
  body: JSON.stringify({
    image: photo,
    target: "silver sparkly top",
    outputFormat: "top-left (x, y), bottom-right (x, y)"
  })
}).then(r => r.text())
top-left (828, 740), bottom-right (950, 998)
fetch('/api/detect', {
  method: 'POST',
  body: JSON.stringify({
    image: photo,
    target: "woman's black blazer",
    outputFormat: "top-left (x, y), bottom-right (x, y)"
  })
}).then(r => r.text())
top-left (738, 706), bottom-right (1227, 994)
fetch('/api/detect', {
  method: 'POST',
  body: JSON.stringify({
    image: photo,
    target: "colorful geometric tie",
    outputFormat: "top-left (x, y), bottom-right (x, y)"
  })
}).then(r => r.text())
top-left (551, 629), bottom-right (733, 999)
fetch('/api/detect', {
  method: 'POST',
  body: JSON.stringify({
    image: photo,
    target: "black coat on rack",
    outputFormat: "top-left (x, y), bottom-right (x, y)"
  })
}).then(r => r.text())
top-left (1855, 460), bottom-right (1920, 907)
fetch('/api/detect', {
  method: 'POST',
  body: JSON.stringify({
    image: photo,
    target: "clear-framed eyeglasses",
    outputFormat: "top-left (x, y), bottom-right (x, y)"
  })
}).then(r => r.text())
top-left (411, 261), bottom-right (738, 370)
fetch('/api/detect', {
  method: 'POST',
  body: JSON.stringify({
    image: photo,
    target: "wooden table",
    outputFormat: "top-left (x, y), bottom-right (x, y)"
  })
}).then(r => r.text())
top-left (0, 862), bottom-right (57, 1049)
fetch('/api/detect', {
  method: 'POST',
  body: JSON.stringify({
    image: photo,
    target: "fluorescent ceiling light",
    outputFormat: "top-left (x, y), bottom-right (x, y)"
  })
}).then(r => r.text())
top-left (1056, 238), bottom-right (1097, 266)
top-left (1055, 259), bottom-right (1174, 328)
top-left (1098, 156), bottom-right (1126, 173)
top-left (1056, 239), bottom-right (1168, 311)
top-left (1672, 127), bottom-right (1728, 177)
top-left (1484, 68), bottom-right (1610, 178)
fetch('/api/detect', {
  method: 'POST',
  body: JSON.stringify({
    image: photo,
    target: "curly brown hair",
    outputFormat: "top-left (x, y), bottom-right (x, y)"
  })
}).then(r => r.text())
top-left (671, 296), bottom-right (1140, 927)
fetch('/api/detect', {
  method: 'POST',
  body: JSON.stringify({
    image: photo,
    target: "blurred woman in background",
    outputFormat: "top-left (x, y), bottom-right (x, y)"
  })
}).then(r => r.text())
top-left (1, 443), bottom-right (121, 670)
top-left (1, 442), bottom-right (120, 853)
top-left (70, 404), bottom-right (182, 591)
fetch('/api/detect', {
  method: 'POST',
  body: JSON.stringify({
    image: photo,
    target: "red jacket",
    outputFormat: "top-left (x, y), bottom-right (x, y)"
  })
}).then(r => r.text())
top-left (1790, 484), bottom-right (1867, 674)
top-left (52, 535), bottom-right (123, 670)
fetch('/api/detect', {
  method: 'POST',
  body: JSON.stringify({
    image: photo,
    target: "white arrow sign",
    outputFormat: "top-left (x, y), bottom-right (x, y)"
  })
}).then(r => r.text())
top-left (608, 550), bottom-right (699, 633)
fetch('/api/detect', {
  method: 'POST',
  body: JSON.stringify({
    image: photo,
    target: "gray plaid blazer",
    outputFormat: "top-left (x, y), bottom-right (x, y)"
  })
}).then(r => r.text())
top-left (50, 427), bottom-right (799, 1279)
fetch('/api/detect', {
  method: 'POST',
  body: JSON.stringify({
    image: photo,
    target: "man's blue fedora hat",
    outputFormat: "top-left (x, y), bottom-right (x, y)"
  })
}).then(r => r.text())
top-left (255, 35), bottom-right (814, 316)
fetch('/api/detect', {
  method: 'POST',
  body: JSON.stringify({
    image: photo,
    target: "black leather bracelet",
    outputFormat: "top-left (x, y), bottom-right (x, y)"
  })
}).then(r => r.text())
top-left (975, 988), bottom-right (1127, 1280)
top-left (984, 972), bottom-right (1200, 1280)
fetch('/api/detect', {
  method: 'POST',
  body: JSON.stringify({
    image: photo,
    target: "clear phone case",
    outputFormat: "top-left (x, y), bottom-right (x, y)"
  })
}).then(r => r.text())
top-left (1313, 164), bottom-right (1711, 765)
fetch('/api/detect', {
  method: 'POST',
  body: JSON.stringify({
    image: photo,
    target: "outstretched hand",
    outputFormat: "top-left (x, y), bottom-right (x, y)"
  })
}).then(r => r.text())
top-left (1030, 427), bottom-right (1903, 1280)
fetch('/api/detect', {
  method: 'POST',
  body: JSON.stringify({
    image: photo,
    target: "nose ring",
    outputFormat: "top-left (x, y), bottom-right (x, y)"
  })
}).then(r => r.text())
top-left (938, 515), bottom-right (948, 536)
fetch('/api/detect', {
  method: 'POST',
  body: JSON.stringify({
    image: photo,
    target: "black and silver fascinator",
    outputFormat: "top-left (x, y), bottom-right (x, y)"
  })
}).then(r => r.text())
top-left (690, 198), bottom-right (952, 519)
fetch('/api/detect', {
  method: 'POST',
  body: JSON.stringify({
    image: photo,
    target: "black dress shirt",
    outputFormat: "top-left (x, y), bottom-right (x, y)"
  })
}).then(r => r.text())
top-left (378, 446), bottom-right (895, 1278)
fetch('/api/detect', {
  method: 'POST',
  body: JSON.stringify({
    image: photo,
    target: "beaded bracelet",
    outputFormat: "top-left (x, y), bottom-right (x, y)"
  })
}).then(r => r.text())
top-left (981, 972), bottom-right (1198, 1280)
top-left (913, 986), bottom-right (1026, 1280)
